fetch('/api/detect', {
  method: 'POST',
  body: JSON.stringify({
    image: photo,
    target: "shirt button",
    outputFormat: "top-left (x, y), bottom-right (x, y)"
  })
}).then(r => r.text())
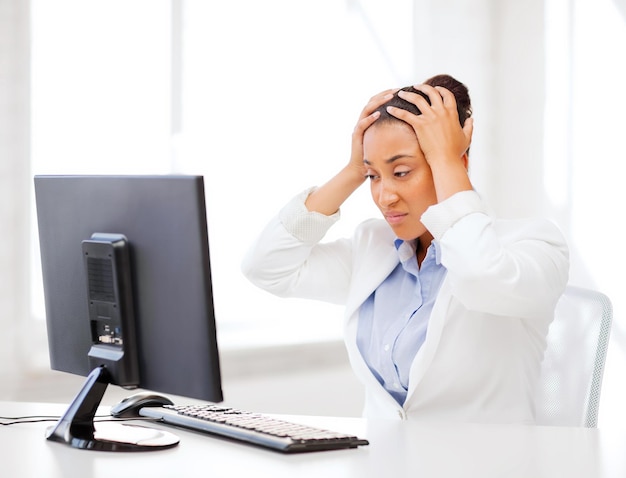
top-left (383, 344), bottom-right (390, 352)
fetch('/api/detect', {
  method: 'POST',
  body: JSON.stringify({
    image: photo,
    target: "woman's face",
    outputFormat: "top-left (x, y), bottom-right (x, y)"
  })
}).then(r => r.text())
top-left (363, 121), bottom-right (437, 241)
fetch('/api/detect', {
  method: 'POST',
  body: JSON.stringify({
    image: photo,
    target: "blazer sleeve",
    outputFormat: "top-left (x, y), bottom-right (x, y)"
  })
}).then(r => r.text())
top-left (421, 190), bottom-right (570, 319)
top-left (241, 188), bottom-right (354, 305)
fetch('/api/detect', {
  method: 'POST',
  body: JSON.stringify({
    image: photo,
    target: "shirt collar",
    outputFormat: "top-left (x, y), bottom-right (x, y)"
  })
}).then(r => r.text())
top-left (394, 238), bottom-right (442, 266)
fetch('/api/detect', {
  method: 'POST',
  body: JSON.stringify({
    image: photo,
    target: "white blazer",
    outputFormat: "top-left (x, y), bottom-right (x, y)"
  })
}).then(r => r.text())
top-left (242, 189), bottom-right (570, 424)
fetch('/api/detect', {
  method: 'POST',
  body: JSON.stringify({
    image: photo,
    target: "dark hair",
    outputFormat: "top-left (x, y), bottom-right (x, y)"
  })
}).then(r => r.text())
top-left (374, 74), bottom-right (472, 127)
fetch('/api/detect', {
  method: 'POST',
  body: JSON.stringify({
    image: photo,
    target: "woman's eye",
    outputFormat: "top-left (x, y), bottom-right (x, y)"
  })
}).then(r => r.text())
top-left (365, 170), bottom-right (379, 180)
top-left (394, 170), bottom-right (410, 178)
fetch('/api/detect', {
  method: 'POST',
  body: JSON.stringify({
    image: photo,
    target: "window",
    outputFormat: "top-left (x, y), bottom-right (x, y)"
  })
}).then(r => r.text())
top-left (30, 0), bottom-right (413, 348)
top-left (544, 0), bottom-right (626, 427)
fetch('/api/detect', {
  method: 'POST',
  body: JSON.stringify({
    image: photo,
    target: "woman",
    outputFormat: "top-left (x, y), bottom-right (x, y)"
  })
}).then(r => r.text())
top-left (241, 74), bottom-right (569, 424)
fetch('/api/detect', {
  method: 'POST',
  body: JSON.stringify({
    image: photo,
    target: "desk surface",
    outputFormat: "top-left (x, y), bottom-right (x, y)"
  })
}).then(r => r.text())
top-left (2, 401), bottom-right (626, 478)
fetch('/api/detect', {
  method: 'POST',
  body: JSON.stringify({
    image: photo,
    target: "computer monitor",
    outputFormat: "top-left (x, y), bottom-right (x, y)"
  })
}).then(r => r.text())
top-left (34, 175), bottom-right (223, 451)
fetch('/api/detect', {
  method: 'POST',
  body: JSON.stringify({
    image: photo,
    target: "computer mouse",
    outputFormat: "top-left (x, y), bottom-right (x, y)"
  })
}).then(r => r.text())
top-left (110, 391), bottom-right (174, 418)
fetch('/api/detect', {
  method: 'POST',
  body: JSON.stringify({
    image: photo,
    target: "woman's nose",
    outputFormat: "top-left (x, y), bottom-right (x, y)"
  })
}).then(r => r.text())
top-left (377, 179), bottom-right (399, 207)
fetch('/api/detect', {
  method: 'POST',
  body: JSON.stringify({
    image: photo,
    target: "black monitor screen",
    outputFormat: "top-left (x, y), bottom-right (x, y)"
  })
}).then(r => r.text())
top-left (34, 175), bottom-right (223, 405)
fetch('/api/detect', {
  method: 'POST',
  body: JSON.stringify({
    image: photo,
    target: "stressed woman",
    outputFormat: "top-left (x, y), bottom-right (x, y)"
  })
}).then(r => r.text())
top-left (241, 75), bottom-right (569, 424)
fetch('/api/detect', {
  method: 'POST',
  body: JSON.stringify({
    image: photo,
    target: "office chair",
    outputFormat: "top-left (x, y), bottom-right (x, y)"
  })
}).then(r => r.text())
top-left (534, 285), bottom-right (613, 428)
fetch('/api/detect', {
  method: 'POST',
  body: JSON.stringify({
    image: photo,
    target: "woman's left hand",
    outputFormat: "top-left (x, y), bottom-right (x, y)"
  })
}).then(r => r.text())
top-left (387, 84), bottom-right (474, 202)
top-left (387, 84), bottom-right (473, 168)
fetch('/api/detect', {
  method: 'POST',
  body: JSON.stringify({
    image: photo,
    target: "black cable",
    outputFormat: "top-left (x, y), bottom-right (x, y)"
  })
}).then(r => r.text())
top-left (0, 415), bottom-right (60, 425)
top-left (1, 414), bottom-right (158, 426)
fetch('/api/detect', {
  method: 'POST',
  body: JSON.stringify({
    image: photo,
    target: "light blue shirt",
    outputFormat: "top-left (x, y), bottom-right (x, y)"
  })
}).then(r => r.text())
top-left (356, 239), bottom-right (447, 405)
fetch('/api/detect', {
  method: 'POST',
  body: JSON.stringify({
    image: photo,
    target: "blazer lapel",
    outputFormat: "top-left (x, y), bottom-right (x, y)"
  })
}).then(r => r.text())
top-left (343, 239), bottom-right (398, 396)
top-left (405, 276), bottom-right (453, 400)
top-left (344, 243), bottom-right (398, 321)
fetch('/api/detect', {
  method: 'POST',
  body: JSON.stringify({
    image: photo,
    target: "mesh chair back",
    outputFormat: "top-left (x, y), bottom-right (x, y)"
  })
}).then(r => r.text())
top-left (535, 286), bottom-right (612, 427)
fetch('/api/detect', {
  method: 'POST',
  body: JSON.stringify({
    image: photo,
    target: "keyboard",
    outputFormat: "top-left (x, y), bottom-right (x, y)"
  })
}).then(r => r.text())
top-left (139, 404), bottom-right (369, 453)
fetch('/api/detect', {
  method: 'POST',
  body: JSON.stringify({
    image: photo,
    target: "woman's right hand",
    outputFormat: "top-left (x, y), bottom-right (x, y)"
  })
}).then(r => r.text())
top-left (305, 88), bottom-right (397, 216)
top-left (348, 89), bottom-right (397, 176)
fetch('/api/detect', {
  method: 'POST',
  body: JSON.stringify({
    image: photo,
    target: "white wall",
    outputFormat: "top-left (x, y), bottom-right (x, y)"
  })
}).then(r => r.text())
top-left (412, 0), bottom-right (547, 219)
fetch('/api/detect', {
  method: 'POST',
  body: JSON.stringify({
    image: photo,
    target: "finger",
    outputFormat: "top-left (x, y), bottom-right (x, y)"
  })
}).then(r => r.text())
top-left (371, 88), bottom-right (400, 106)
top-left (360, 90), bottom-right (395, 119)
top-left (353, 110), bottom-right (380, 135)
top-left (434, 86), bottom-right (457, 109)
top-left (397, 89), bottom-right (432, 114)
top-left (367, 88), bottom-right (398, 108)
top-left (386, 105), bottom-right (414, 124)
top-left (371, 88), bottom-right (399, 100)
top-left (413, 84), bottom-right (444, 108)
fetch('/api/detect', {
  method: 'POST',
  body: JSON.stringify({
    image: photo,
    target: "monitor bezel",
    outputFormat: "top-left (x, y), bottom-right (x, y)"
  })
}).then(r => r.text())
top-left (34, 174), bottom-right (223, 403)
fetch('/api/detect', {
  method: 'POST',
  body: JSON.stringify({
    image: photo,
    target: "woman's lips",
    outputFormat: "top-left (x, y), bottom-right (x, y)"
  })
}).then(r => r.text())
top-left (384, 211), bottom-right (408, 225)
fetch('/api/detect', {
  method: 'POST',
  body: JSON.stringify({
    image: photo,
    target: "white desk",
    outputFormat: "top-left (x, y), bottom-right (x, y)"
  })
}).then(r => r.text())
top-left (2, 401), bottom-right (626, 478)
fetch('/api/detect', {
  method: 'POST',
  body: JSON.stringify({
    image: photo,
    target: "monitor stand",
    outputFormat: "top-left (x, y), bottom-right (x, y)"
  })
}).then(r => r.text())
top-left (45, 366), bottom-right (180, 451)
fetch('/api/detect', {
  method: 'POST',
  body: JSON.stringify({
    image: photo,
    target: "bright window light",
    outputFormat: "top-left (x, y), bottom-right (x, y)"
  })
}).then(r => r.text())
top-left (30, 0), bottom-right (413, 348)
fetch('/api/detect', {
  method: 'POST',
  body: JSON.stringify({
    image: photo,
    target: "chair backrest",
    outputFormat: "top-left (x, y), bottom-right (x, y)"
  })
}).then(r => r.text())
top-left (535, 285), bottom-right (612, 427)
